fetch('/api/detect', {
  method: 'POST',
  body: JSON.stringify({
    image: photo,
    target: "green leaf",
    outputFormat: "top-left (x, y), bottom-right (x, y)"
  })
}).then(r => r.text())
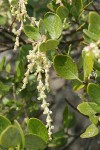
top-left (0, 125), bottom-right (22, 148)
top-left (14, 120), bottom-right (25, 149)
top-left (89, 115), bottom-right (98, 125)
top-left (88, 102), bottom-right (100, 114)
top-left (71, 0), bottom-right (83, 18)
top-left (61, 0), bottom-right (72, 9)
top-left (77, 102), bottom-right (100, 115)
top-left (54, 55), bottom-right (79, 80)
top-left (77, 102), bottom-right (96, 116)
top-left (24, 25), bottom-right (41, 40)
top-left (89, 12), bottom-right (100, 38)
top-left (80, 124), bottom-right (98, 138)
top-left (83, 34), bottom-right (94, 44)
top-left (83, 12), bottom-right (100, 41)
top-left (83, 29), bottom-right (100, 41)
top-left (56, 6), bottom-right (69, 21)
top-left (38, 19), bottom-right (46, 35)
top-left (27, 118), bottom-right (49, 143)
top-left (63, 106), bottom-right (76, 128)
top-left (87, 83), bottom-right (100, 105)
top-left (39, 39), bottom-right (59, 52)
top-left (44, 12), bottom-right (62, 39)
top-left (82, 50), bottom-right (94, 80)
top-left (0, 115), bottom-right (11, 134)
top-left (25, 134), bottom-right (47, 150)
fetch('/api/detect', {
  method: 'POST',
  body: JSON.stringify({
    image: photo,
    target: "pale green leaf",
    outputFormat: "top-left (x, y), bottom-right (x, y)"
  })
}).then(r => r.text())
top-left (77, 102), bottom-right (96, 116)
top-left (82, 50), bottom-right (94, 80)
top-left (89, 115), bottom-right (98, 125)
top-left (80, 124), bottom-right (98, 138)
top-left (89, 12), bottom-right (100, 38)
top-left (39, 39), bottom-right (59, 52)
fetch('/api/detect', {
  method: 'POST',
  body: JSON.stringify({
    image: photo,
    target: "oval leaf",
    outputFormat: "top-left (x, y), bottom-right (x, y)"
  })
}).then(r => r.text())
top-left (25, 134), bottom-right (47, 150)
top-left (0, 115), bottom-right (11, 134)
top-left (27, 118), bottom-right (49, 143)
top-left (44, 13), bottom-right (62, 39)
top-left (89, 115), bottom-right (98, 125)
top-left (54, 55), bottom-right (78, 80)
top-left (80, 124), bottom-right (98, 138)
top-left (56, 6), bottom-right (69, 21)
top-left (83, 29), bottom-right (99, 41)
top-left (87, 83), bottom-right (100, 105)
top-left (63, 106), bottom-right (76, 128)
top-left (38, 19), bottom-right (46, 35)
top-left (14, 120), bottom-right (25, 149)
top-left (77, 102), bottom-right (96, 116)
top-left (39, 39), bottom-right (59, 52)
top-left (24, 25), bottom-right (41, 40)
top-left (89, 12), bottom-right (100, 38)
top-left (82, 50), bottom-right (94, 80)
top-left (0, 125), bottom-right (22, 148)
top-left (71, 0), bottom-right (83, 18)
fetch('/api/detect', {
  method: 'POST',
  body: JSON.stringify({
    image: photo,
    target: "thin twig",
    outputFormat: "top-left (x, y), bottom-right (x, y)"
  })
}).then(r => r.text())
top-left (0, 26), bottom-right (26, 44)
top-left (92, 3), bottom-right (100, 14)
top-left (61, 133), bottom-right (81, 150)
top-left (65, 98), bottom-right (88, 118)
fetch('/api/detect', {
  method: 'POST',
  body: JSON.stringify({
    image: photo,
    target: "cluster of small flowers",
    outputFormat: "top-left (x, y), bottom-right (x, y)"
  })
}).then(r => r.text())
top-left (9, 0), bottom-right (36, 51)
top-left (83, 41), bottom-right (100, 63)
top-left (22, 43), bottom-right (54, 140)
top-left (9, 0), bottom-right (28, 50)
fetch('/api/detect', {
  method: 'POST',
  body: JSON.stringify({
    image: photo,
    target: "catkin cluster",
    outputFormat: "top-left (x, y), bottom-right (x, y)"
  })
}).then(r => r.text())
top-left (9, 0), bottom-right (36, 51)
top-left (10, 0), bottom-right (54, 140)
top-left (9, 0), bottom-right (28, 50)
top-left (22, 43), bottom-right (54, 140)
top-left (83, 41), bottom-right (100, 79)
top-left (83, 41), bottom-right (100, 63)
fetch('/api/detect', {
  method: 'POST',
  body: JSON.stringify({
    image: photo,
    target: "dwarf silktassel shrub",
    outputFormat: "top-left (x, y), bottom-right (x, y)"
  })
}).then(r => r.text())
top-left (0, 0), bottom-right (100, 149)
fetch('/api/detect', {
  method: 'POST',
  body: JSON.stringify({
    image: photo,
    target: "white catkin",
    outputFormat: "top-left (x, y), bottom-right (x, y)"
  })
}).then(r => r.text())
top-left (83, 41), bottom-right (100, 62)
top-left (10, 0), bottom-right (36, 51)
top-left (22, 43), bottom-right (54, 140)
